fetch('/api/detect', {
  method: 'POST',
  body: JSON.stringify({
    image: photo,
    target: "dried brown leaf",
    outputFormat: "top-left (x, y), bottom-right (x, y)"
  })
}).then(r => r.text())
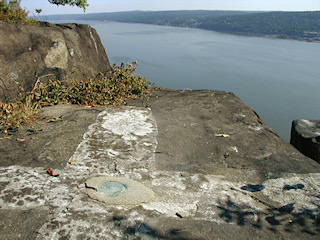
top-left (47, 168), bottom-right (60, 177)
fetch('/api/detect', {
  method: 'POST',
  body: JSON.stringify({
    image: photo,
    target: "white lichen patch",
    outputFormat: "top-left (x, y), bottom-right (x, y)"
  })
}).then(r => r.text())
top-left (135, 170), bottom-right (320, 224)
top-left (296, 119), bottom-right (320, 138)
top-left (231, 146), bottom-right (239, 153)
top-left (150, 172), bottom-right (187, 190)
top-left (44, 39), bottom-right (68, 69)
top-left (262, 173), bottom-right (320, 211)
top-left (142, 171), bottom-right (265, 223)
top-left (142, 201), bottom-right (199, 218)
top-left (248, 125), bottom-right (263, 131)
top-left (68, 106), bottom-right (158, 175)
top-left (101, 107), bottom-right (155, 140)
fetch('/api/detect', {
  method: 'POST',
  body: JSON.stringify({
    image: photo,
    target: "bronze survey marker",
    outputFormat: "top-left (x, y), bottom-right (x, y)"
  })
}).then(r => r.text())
top-left (80, 176), bottom-right (155, 205)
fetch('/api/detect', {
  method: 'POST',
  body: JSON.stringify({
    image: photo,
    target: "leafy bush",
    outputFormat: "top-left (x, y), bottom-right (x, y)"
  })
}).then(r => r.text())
top-left (48, 0), bottom-right (88, 11)
top-left (0, 97), bottom-right (39, 134)
top-left (28, 61), bottom-right (150, 106)
top-left (0, 61), bottom-right (150, 133)
top-left (0, 0), bottom-right (35, 24)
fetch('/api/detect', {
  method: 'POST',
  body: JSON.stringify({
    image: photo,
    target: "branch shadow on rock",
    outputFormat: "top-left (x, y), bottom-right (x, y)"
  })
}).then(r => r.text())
top-left (111, 215), bottom-right (195, 240)
top-left (216, 198), bottom-right (320, 235)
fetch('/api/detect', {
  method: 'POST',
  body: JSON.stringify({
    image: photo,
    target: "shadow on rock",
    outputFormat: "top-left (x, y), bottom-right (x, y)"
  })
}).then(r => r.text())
top-left (112, 215), bottom-right (195, 240)
top-left (216, 198), bottom-right (320, 235)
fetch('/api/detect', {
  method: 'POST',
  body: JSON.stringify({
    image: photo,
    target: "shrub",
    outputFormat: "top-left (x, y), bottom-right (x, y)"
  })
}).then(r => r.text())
top-left (28, 61), bottom-right (150, 106)
top-left (0, 0), bottom-right (35, 24)
top-left (0, 61), bottom-right (150, 133)
top-left (0, 97), bottom-right (39, 134)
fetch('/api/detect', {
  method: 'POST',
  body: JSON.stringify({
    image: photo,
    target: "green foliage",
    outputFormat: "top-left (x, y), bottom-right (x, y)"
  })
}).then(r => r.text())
top-left (48, 0), bottom-right (88, 11)
top-left (28, 61), bottom-right (150, 106)
top-left (0, 0), bottom-right (88, 24)
top-left (0, 0), bottom-right (35, 24)
top-left (0, 62), bottom-right (150, 133)
top-left (197, 11), bottom-right (320, 41)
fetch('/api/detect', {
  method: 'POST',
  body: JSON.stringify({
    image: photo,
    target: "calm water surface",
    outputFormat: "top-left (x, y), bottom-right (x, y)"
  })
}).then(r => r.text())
top-left (63, 20), bottom-right (320, 141)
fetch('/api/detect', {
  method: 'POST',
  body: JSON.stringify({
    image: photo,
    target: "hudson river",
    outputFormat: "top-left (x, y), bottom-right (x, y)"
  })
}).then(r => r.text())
top-left (58, 20), bottom-right (320, 141)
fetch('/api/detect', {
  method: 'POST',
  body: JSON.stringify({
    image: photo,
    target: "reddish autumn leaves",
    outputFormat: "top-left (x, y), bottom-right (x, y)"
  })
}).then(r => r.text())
top-left (47, 168), bottom-right (59, 177)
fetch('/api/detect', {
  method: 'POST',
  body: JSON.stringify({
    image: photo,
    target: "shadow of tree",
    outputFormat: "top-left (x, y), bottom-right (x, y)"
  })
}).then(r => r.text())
top-left (106, 184), bottom-right (320, 239)
top-left (217, 199), bottom-right (257, 225)
top-left (216, 198), bottom-right (320, 235)
top-left (111, 215), bottom-right (195, 240)
top-left (108, 199), bottom-right (320, 239)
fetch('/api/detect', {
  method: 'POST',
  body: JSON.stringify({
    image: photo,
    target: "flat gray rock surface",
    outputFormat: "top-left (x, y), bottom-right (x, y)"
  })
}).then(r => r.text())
top-left (1, 90), bottom-right (319, 239)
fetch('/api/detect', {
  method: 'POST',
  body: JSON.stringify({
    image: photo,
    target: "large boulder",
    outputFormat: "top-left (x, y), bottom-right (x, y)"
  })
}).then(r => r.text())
top-left (0, 22), bottom-right (111, 100)
top-left (290, 119), bottom-right (320, 163)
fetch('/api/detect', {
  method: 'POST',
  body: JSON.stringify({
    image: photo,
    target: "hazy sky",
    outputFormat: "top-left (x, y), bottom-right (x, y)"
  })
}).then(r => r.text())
top-left (21, 0), bottom-right (320, 15)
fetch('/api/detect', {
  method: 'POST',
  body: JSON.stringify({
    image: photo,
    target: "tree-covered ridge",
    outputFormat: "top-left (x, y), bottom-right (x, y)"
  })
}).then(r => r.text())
top-left (48, 10), bottom-right (320, 42)
top-left (47, 10), bottom-right (252, 23)
top-left (197, 11), bottom-right (320, 41)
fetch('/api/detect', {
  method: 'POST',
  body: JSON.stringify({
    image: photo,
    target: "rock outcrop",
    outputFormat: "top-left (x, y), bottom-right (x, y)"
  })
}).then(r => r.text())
top-left (1, 90), bottom-right (320, 239)
top-left (0, 22), bottom-right (111, 100)
top-left (290, 119), bottom-right (320, 163)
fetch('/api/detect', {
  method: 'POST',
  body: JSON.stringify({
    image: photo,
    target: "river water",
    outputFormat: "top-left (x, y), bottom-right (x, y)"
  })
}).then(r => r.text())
top-left (56, 20), bottom-right (320, 141)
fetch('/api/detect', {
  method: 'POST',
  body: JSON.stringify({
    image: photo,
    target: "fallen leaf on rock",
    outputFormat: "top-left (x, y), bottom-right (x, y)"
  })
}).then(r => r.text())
top-left (83, 104), bottom-right (92, 108)
top-left (27, 127), bottom-right (43, 134)
top-left (214, 133), bottom-right (230, 138)
top-left (47, 116), bottom-right (62, 123)
top-left (16, 138), bottom-right (26, 142)
top-left (68, 161), bottom-right (77, 165)
top-left (224, 152), bottom-right (230, 158)
top-left (47, 168), bottom-right (60, 177)
top-left (30, 137), bottom-right (39, 140)
top-left (0, 136), bottom-right (11, 140)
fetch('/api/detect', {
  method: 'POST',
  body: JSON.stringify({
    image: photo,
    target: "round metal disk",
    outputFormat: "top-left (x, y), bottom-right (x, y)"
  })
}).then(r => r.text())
top-left (79, 176), bottom-right (155, 205)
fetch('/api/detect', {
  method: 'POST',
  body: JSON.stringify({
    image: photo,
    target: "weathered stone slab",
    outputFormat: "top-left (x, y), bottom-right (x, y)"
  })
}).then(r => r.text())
top-left (0, 90), bottom-right (319, 239)
top-left (290, 119), bottom-right (320, 163)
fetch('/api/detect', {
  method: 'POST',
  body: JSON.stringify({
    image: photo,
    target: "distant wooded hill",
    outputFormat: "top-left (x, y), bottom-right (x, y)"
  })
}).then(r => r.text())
top-left (47, 10), bottom-right (320, 42)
